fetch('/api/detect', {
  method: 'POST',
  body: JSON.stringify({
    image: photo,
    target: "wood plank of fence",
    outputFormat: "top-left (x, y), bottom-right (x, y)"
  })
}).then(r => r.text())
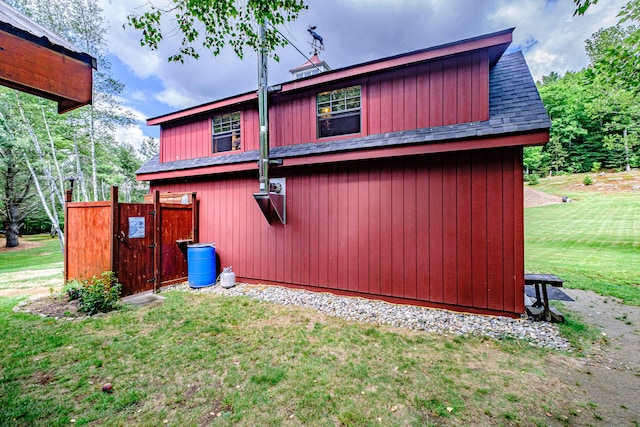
top-left (65, 201), bottom-right (112, 282)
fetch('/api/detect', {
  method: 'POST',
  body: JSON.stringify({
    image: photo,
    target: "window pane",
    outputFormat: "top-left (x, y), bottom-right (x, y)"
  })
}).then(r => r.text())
top-left (212, 112), bottom-right (241, 153)
top-left (318, 113), bottom-right (361, 138)
top-left (316, 85), bottom-right (361, 138)
top-left (213, 135), bottom-right (232, 152)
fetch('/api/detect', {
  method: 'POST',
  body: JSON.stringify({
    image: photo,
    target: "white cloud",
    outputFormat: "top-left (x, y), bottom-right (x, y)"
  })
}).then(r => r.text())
top-left (115, 125), bottom-right (145, 150)
top-left (489, 0), bottom-right (627, 80)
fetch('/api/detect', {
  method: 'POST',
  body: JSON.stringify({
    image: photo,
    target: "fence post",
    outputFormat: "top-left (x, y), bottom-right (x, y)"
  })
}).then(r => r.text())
top-left (191, 192), bottom-right (199, 243)
top-left (63, 189), bottom-right (72, 283)
top-left (110, 186), bottom-right (119, 277)
top-left (154, 190), bottom-right (161, 292)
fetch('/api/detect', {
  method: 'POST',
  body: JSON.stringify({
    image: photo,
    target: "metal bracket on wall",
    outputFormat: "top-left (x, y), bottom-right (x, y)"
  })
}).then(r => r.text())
top-left (253, 177), bottom-right (286, 225)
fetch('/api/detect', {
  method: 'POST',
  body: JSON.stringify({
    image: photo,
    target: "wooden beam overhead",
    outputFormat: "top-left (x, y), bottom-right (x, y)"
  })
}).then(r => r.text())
top-left (0, 3), bottom-right (95, 113)
top-left (0, 30), bottom-right (93, 113)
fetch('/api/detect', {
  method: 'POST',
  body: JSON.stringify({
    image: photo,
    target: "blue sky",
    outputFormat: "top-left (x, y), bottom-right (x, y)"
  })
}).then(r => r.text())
top-left (98, 0), bottom-right (627, 148)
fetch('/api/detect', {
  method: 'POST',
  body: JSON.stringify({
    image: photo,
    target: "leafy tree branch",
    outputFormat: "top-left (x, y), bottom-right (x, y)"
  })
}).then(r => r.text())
top-left (126, 0), bottom-right (308, 62)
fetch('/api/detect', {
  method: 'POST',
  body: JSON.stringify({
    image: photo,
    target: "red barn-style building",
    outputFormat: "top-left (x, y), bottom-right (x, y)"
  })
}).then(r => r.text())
top-left (137, 28), bottom-right (550, 317)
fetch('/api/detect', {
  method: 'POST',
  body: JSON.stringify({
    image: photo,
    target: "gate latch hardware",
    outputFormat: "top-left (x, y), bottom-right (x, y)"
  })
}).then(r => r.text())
top-left (146, 277), bottom-right (157, 283)
top-left (148, 243), bottom-right (156, 249)
top-left (148, 210), bottom-right (156, 216)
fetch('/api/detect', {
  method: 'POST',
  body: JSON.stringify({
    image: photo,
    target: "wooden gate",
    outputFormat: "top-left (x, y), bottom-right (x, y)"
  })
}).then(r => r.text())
top-left (115, 203), bottom-right (155, 295)
top-left (65, 187), bottom-right (198, 296)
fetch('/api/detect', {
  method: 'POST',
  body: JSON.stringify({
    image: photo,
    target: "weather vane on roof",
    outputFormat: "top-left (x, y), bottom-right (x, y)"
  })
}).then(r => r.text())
top-left (307, 25), bottom-right (324, 55)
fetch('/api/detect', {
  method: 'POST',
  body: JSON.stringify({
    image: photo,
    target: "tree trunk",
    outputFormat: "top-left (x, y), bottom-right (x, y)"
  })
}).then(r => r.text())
top-left (5, 207), bottom-right (20, 248)
top-left (25, 157), bottom-right (65, 253)
top-left (623, 128), bottom-right (631, 172)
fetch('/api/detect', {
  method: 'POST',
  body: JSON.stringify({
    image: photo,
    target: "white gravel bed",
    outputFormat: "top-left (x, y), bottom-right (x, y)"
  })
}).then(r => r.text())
top-left (162, 282), bottom-right (571, 351)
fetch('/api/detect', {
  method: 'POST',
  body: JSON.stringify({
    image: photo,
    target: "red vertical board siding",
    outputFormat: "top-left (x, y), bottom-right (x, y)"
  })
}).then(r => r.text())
top-left (456, 152), bottom-right (473, 306)
top-left (379, 165), bottom-right (393, 295)
top-left (337, 168), bottom-right (350, 290)
top-left (442, 58), bottom-right (458, 126)
top-left (317, 170), bottom-right (329, 287)
top-left (301, 173), bottom-right (311, 286)
top-left (368, 162), bottom-right (381, 295)
top-left (416, 62), bottom-right (431, 128)
top-left (150, 146), bottom-right (525, 317)
top-left (428, 157), bottom-right (444, 302)
top-left (308, 173), bottom-right (320, 285)
top-left (347, 168), bottom-right (359, 291)
top-left (486, 153), bottom-right (504, 310)
top-left (269, 101), bottom-right (280, 149)
top-left (502, 149), bottom-right (516, 313)
top-left (244, 108), bottom-right (257, 152)
top-left (429, 60), bottom-right (444, 127)
top-left (239, 179), bottom-right (248, 276)
top-left (391, 159), bottom-right (404, 296)
top-left (327, 165), bottom-right (339, 289)
top-left (513, 148), bottom-right (525, 314)
top-left (416, 156), bottom-right (430, 300)
top-left (358, 166), bottom-right (370, 294)
top-left (159, 127), bottom-right (166, 162)
top-left (475, 49), bottom-right (490, 121)
top-left (379, 77), bottom-right (394, 133)
top-left (442, 153), bottom-right (458, 304)
top-left (457, 57), bottom-right (473, 124)
top-left (285, 96), bottom-right (294, 147)
top-left (367, 76), bottom-right (381, 135)
top-left (471, 151), bottom-right (488, 308)
top-left (403, 67), bottom-right (418, 131)
top-left (292, 97), bottom-right (302, 145)
top-left (391, 71), bottom-right (405, 132)
top-left (403, 157), bottom-right (418, 299)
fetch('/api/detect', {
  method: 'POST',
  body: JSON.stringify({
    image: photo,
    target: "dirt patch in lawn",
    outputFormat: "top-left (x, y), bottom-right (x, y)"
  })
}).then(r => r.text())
top-left (524, 186), bottom-right (563, 208)
top-left (0, 238), bottom-right (44, 252)
top-left (546, 289), bottom-right (640, 426)
top-left (15, 295), bottom-right (83, 319)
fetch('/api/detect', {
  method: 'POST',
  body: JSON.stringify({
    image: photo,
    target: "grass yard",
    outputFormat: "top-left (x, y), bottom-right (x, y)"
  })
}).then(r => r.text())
top-left (0, 292), bottom-right (581, 427)
top-left (525, 172), bottom-right (640, 305)
top-left (0, 235), bottom-right (62, 274)
top-left (0, 235), bottom-right (63, 293)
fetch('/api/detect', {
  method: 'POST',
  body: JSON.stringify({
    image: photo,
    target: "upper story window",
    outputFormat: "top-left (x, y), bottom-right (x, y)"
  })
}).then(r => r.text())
top-left (212, 112), bottom-right (241, 153)
top-left (317, 85), bottom-right (361, 138)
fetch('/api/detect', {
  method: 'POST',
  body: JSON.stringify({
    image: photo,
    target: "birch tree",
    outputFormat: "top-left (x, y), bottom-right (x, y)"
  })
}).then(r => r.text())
top-left (0, 92), bottom-right (37, 248)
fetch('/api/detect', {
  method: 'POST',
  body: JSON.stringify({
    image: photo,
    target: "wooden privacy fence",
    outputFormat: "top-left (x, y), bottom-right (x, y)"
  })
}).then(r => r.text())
top-left (64, 187), bottom-right (199, 296)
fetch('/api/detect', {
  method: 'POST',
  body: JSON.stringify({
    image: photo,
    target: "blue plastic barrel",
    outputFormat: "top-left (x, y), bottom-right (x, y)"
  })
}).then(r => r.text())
top-left (187, 243), bottom-right (216, 288)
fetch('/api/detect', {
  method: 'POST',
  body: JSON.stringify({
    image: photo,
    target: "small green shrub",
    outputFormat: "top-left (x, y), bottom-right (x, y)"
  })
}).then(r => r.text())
top-left (77, 271), bottom-right (122, 315)
top-left (63, 281), bottom-right (84, 301)
top-left (591, 161), bottom-right (601, 173)
top-left (526, 173), bottom-right (539, 185)
top-left (583, 176), bottom-right (593, 186)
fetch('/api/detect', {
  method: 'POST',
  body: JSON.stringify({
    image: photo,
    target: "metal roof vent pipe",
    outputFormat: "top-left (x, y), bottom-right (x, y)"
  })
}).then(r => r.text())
top-left (253, 20), bottom-right (286, 225)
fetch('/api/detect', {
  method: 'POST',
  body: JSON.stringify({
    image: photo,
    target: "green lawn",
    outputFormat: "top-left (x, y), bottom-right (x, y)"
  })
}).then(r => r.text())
top-left (0, 293), bottom-right (582, 427)
top-left (0, 235), bottom-right (63, 274)
top-left (525, 174), bottom-right (640, 305)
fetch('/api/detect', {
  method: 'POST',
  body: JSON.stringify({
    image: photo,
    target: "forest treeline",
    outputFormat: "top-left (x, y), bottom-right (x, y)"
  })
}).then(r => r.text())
top-left (527, 3), bottom-right (640, 178)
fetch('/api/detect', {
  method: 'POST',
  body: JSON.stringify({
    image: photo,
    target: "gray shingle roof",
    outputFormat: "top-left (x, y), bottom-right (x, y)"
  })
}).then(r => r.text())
top-left (137, 51), bottom-right (550, 176)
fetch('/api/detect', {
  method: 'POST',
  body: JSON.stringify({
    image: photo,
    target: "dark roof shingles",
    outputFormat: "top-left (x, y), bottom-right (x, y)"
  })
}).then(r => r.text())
top-left (137, 51), bottom-right (550, 175)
